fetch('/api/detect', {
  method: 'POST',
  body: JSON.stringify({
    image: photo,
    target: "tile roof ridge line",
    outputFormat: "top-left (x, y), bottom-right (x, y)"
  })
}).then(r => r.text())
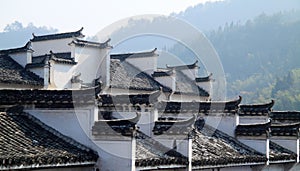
top-left (240, 99), bottom-right (275, 107)
top-left (166, 60), bottom-right (198, 69)
top-left (32, 27), bottom-right (84, 38)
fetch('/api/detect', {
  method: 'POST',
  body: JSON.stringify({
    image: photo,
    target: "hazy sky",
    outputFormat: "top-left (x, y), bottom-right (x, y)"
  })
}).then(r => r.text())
top-left (0, 0), bottom-right (221, 36)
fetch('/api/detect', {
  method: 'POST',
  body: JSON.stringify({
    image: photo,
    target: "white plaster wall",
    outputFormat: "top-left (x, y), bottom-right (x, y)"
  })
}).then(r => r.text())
top-left (271, 139), bottom-right (297, 154)
top-left (290, 164), bottom-right (300, 171)
top-left (137, 111), bottom-right (152, 137)
top-left (51, 63), bottom-right (74, 89)
top-left (126, 56), bottom-right (157, 75)
top-left (261, 164), bottom-right (285, 171)
top-left (95, 140), bottom-right (133, 171)
top-left (26, 108), bottom-right (94, 145)
top-left (181, 68), bottom-right (197, 80)
top-left (204, 116), bottom-right (236, 137)
top-left (75, 46), bottom-right (110, 86)
top-left (239, 139), bottom-right (267, 154)
top-left (29, 67), bottom-right (45, 78)
top-left (31, 38), bottom-right (73, 56)
top-left (10, 52), bottom-right (28, 67)
top-left (155, 76), bottom-right (174, 91)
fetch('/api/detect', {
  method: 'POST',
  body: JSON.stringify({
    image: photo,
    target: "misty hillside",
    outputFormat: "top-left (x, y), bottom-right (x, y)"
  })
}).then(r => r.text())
top-left (175, 0), bottom-right (300, 31)
top-left (0, 21), bottom-right (57, 49)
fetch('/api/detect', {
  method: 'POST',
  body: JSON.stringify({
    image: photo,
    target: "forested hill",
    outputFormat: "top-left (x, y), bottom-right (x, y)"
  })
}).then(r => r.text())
top-left (208, 11), bottom-right (300, 109)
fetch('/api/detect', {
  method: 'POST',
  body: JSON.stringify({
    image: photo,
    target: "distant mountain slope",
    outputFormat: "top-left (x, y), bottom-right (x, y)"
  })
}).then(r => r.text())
top-left (175, 0), bottom-right (300, 31)
top-left (0, 21), bottom-right (57, 49)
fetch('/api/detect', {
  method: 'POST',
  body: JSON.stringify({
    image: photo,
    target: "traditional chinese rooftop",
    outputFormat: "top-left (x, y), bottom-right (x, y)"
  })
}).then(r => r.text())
top-left (152, 115), bottom-right (196, 135)
top-left (235, 121), bottom-right (271, 137)
top-left (135, 131), bottom-right (188, 168)
top-left (92, 112), bottom-right (141, 136)
top-left (166, 60), bottom-right (199, 70)
top-left (270, 111), bottom-right (300, 123)
top-left (111, 48), bottom-right (157, 61)
top-left (238, 100), bottom-right (274, 116)
top-left (0, 106), bottom-right (98, 170)
top-left (175, 69), bottom-right (209, 96)
top-left (110, 59), bottom-right (170, 91)
top-left (192, 125), bottom-right (267, 168)
top-left (0, 87), bottom-right (99, 108)
top-left (30, 27), bottom-right (84, 42)
top-left (98, 91), bottom-right (161, 108)
top-left (195, 73), bottom-right (213, 82)
top-left (156, 96), bottom-right (241, 114)
top-left (69, 38), bottom-right (111, 48)
top-left (0, 42), bottom-right (32, 55)
top-left (269, 141), bottom-right (297, 162)
top-left (0, 55), bottom-right (43, 86)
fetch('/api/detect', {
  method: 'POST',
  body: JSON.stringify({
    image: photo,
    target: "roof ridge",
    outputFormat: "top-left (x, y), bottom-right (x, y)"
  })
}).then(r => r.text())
top-left (31, 27), bottom-right (84, 42)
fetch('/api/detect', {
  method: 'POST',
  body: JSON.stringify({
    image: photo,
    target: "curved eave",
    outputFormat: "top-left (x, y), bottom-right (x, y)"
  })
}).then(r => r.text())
top-left (195, 73), bottom-right (213, 82)
top-left (96, 112), bottom-right (141, 124)
top-left (31, 27), bottom-right (84, 42)
top-left (235, 121), bottom-right (271, 136)
top-left (239, 100), bottom-right (275, 109)
top-left (155, 115), bottom-right (196, 126)
top-left (111, 48), bottom-right (157, 60)
top-left (166, 60), bottom-right (199, 70)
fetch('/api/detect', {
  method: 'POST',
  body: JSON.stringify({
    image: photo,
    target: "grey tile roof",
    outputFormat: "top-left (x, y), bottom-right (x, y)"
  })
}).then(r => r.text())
top-left (30, 27), bottom-right (84, 42)
top-left (0, 55), bottom-right (43, 86)
top-left (269, 141), bottom-right (297, 162)
top-left (175, 70), bottom-right (209, 96)
top-left (110, 59), bottom-right (171, 91)
top-left (239, 100), bottom-right (275, 116)
top-left (0, 42), bottom-right (32, 54)
top-left (0, 106), bottom-right (98, 169)
top-left (0, 87), bottom-right (100, 108)
top-left (270, 111), bottom-right (300, 122)
top-left (193, 125), bottom-right (267, 167)
top-left (111, 48), bottom-right (157, 61)
top-left (70, 38), bottom-right (111, 48)
top-left (167, 61), bottom-right (198, 70)
top-left (135, 131), bottom-right (188, 167)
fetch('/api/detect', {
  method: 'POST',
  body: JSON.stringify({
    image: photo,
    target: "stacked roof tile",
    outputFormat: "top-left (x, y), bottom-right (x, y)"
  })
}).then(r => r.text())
top-left (110, 59), bottom-right (170, 91)
top-left (0, 107), bottom-right (98, 170)
top-left (193, 126), bottom-right (267, 167)
top-left (0, 55), bottom-right (43, 86)
top-left (135, 131), bottom-right (188, 167)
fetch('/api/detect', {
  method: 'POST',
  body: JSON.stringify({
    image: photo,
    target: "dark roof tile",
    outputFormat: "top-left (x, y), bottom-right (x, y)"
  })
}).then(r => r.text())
top-left (0, 55), bottom-right (43, 86)
top-left (31, 28), bottom-right (84, 42)
top-left (193, 125), bottom-right (267, 167)
top-left (111, 48), bottom-right (157, 61)
top-left (135, 131), bottom-right (188, 167)
top-left (110, 59), bottom-right (170, 91)
top-left (175, 70), bottom-right (209, 96)
top-left (0, 107), bottom-right (98, 169)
